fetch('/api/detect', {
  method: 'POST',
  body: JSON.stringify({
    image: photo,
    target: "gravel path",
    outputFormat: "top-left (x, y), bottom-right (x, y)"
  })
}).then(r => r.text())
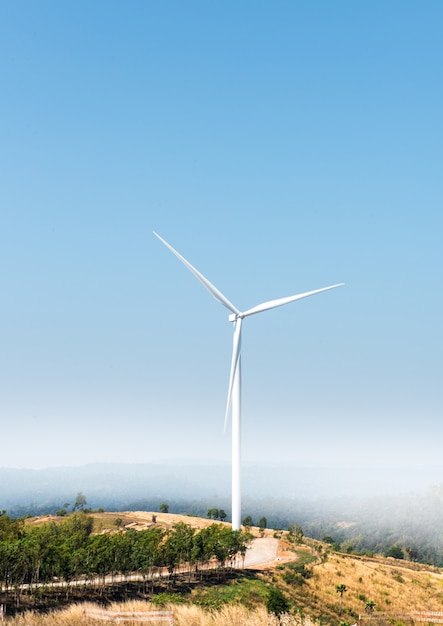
top-left (242, 537), bottom-right (279, 568)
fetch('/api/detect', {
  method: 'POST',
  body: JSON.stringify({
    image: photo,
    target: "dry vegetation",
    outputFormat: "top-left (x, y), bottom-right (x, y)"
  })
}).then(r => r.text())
top-left (9, 513), bottom-right (443, 625)
top-left (26, 511), bottom-right (233, 534)
top-left (313, 551), bottom-right (443, 613)
top-left (7, 601), bottom-right (317, 626)
top-left (269, 542), bottom-right (443, 622)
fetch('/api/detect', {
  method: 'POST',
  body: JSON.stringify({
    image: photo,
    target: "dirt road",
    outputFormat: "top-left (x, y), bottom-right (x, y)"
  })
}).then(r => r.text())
top-left (242, 537), bottom-right (279, 568)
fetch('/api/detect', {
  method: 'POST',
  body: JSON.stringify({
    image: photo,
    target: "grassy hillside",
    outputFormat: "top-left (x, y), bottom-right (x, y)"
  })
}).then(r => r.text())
top-left (7, 511), bottom-right (443, 625)
top-left (278, 543), bottom-right (443, 622)
top-left (6, 602), bottom-right (314, 626)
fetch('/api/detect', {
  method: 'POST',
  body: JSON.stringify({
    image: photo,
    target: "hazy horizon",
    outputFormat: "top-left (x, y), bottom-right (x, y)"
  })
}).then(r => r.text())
top-left (1, 461), bottom-right (443, 502)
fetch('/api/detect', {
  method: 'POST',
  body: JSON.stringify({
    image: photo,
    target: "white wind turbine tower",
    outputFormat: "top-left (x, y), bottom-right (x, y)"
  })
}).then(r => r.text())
top-left (154, 232), bottom-right (343, 530)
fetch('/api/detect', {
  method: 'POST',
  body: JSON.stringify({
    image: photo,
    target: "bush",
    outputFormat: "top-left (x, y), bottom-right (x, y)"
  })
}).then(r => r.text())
top-left (55, 508), bottom-right (67, 516)
top-left (386, 545), bottom-right (404, 559)
top-left (267, 586), bottom-right (290, 617)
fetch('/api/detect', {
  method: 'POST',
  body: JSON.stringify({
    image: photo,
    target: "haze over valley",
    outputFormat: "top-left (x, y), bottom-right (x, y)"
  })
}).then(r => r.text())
top-left (2, 462), bottom-right (443, 566)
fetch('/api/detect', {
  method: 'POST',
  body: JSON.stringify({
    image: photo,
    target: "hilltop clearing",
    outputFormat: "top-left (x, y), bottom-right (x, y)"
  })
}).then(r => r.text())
top-left (26, 510), bottom-right (231, 532)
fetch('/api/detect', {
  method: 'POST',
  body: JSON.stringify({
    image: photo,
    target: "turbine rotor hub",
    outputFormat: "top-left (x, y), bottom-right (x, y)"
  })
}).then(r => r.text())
top-left (228, 312), bottom-right (243, 322)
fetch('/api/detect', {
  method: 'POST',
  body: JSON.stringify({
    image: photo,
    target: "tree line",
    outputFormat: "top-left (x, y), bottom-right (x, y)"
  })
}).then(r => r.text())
top-left (0, 512), bottom-right (251, 595)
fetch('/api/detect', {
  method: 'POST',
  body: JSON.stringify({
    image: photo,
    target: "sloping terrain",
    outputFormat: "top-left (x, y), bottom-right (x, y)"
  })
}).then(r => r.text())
top-left (22, 511), bottom-right (443, 624)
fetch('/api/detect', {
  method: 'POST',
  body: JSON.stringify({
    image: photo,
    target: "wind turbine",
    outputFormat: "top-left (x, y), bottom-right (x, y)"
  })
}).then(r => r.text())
top-left (154, 232), bottom-right (343, 530)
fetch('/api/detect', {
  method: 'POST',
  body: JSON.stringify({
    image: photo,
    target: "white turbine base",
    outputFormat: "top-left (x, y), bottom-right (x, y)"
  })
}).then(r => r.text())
top-left (231, 356), bottom-right (241, 531)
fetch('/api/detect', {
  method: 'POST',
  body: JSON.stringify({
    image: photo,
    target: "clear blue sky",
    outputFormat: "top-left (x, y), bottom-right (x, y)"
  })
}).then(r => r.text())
top-left (1, 1), bottom-right (442, 472)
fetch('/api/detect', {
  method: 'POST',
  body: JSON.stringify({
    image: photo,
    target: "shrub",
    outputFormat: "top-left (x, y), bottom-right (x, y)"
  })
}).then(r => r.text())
top-left (267, 586), bottom-right (290, 617)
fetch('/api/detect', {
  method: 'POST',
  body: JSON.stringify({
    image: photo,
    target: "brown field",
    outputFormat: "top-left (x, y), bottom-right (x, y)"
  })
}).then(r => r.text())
top-left (27, 510), bottom-right (278, 538)
top-left (298, 546), bottom-right (443, 619)
top-left (27, 511), bottom-right (233, 533)
top-left (7, 601), bottom-right (317, 626)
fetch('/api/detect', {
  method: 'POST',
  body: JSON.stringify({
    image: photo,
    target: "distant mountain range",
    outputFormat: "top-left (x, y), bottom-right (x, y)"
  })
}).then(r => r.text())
top-left (0, 461), bottom-right (442, 513)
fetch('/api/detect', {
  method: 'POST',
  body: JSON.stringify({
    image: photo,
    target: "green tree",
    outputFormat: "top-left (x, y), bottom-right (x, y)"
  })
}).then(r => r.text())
top-left (386, 545), bottom-right (404, 559)
top-left (89, 533), bottom-right (113, 583)
top-left (365, 600), bottom-right (376, 614)
top-left (0, 514), bottom-right (24, 541)
top-left (219, 509), bottom-right (227, 522)
top-left (30, 522), bottom-right (66, 583)
top-left (267, 586), bottom-right (290, 619)
top-left (288, 523), bottom-right (304, 545)
top-left (159, 503), bottom-right (169, 513)
top-left (56, 508), bottom-right (68, 517)
top-left (73, 492), bottom-right (87, 511)
top-left (405, 545), bottom-right (419, 561)
top-left (136, 527), bottom-right (165, 585)
top-left (336, 583), bottom-right (348, 615)
top-left (191, 528), bottom-right (209, 573)
top-left (323, 536), bottom-right (336, 544)
top-left (242, 515), bottom-right (254, 529)
top-left (60, 512), bottom-right (94, 550)
top-left (207, 508), bottom-right (219, 520)
top-left (258, 516), bottom-right (267, 536)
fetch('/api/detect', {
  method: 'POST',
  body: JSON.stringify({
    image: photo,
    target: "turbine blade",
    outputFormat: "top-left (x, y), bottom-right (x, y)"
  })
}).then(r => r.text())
top-left (153, 232), bottom-right (240, 315)
top-left (241, 283), bottom-right (344, 317)
top-left (224, 317), bottom-right (242, 432)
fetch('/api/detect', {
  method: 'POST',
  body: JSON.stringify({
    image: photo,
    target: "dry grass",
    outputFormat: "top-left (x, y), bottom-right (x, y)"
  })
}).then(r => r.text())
top-left (7, 601), bottom-right (316, 626)
top-left (25, 510), bottom-right (277, 538)
top-left (172, 603), bottom-right (315, 626)
top-left (24, 511), bottom-right (230, 536)
top-left (99, 511), bottom-right (272, 536)
top-left (301, 550), bottom-right (443, 617)
top-left (127, 511), bottom-right (230, 531)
